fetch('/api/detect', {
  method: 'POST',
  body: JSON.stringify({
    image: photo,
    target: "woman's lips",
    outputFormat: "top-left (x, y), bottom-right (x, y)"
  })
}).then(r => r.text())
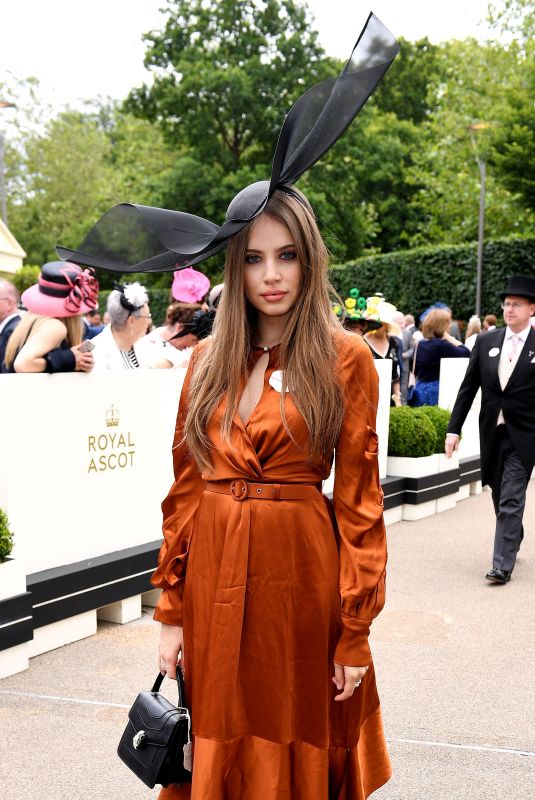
top-left (261, 291), bottom-right (288, 302)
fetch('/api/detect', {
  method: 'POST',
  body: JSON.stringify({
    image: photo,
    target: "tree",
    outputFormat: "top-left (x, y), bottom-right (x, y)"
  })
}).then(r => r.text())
top-left (372, 37), bottom-right (444, 125)
top-left (8, 111), bottom-right (116, 266)
top-left (487, 1), bottom-right (535, 209)
top-left (126, 0), bottom-right (328, 171)
top-left (405, 37), bottom-right (534, 247)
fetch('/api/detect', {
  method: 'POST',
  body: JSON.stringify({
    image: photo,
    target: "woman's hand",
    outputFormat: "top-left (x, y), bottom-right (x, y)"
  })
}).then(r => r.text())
top-left (443, 331), bottom-right (462, 346)
top-left (71, 343), bottom-right (94, 372)
top-left (158, 623), bottom-right (183, 680)
top-left (332, 662), bottom-right (369, 702)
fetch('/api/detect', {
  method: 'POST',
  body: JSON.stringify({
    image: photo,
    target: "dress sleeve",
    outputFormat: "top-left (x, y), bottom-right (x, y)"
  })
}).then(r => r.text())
top-left (151, 349), bottom-right (206, 626)
top-left (332, 334), bottom-right (387, 667)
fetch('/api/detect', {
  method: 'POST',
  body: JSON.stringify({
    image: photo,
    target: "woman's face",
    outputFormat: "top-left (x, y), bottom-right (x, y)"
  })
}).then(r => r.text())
top-left (243, 214), bottom-right (301, 319)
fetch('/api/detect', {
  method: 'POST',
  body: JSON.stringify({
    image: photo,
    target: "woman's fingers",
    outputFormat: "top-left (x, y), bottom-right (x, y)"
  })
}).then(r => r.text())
top-left (158, 623), bottom-right (184, 681)
top-left (333, 663), bottom-right (368, 702)
top-left (332, 662), bottom-right (345, 690)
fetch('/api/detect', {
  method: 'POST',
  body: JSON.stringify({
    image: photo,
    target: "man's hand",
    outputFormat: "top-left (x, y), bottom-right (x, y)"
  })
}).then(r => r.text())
top-left (445, 433), bottom-right (460, 458)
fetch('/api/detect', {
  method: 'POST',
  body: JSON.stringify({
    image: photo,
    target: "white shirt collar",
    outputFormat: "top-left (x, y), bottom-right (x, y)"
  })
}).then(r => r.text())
top-left (0, 312), bottom-right (20, 335)
top-left (504, 324), bottom-right (531, 343)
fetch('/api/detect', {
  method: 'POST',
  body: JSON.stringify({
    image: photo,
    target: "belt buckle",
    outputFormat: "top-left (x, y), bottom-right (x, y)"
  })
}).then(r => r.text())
top-left (230, 479), bottom-right (248, 501)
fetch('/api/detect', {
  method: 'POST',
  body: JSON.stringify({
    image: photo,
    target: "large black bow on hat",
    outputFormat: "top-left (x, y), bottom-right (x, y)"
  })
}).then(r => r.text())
top-left (57, 13), bottom-right (398, 274)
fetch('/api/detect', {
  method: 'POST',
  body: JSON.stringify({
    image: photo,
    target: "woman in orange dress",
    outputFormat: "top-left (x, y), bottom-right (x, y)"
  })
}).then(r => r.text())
top-left (54, 15), bottom-right (397, 797)
top-left (151, 186), bottom-right (390, 799)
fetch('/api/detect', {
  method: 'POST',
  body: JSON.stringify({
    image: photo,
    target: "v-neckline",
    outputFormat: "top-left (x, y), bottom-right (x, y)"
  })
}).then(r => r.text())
top-left (237, 352), bottom-right (270, 427)
top-left (236, 345), bottom-right (281, 428)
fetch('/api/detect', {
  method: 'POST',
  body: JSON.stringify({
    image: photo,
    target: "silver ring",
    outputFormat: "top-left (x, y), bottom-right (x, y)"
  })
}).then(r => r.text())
top-left (355, 680), bottom-right (361, 687)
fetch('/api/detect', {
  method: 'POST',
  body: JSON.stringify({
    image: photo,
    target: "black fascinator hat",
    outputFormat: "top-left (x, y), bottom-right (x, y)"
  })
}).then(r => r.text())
top-left (57, 13), bottom-right (398, 275)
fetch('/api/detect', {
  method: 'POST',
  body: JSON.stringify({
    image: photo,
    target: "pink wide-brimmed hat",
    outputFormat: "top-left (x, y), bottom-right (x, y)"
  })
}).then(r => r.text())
top-left (22, 261), bottom-right (99, 317)
top-left (171, 267), bottom-right (210, 304)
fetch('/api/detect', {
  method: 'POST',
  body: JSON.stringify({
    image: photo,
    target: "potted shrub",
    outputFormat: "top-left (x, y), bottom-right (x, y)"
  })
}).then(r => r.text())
top-left (387, 407), bottom-right (438, 478)
top-left (417, 406), bottom-right (458, 472)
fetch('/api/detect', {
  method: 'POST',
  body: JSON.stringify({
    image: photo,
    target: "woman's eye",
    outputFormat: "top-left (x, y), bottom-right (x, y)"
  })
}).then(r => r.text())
top-left (280, 251), bottom-right (297, 261)
top-left (245, 254), bottom-right (261, 264)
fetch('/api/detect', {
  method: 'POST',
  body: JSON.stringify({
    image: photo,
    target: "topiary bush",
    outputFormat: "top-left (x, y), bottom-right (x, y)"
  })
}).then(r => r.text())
top-left (388, 407), bottom-right (437, 458)
top-left (417, 406), bottom-right (452, 453)
top-left (0, 509), bottom-right (14, 563)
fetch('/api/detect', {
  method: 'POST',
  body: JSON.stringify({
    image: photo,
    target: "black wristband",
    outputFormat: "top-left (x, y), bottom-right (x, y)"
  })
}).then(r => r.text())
top-left (43, 347), bottom-right (76, 373)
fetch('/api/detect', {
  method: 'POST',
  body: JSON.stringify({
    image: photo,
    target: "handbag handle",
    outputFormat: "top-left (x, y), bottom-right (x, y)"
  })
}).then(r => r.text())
top-left (410, 339), bottom-right (419, 378)
top-left (151, 667), bottom-right (188, 709)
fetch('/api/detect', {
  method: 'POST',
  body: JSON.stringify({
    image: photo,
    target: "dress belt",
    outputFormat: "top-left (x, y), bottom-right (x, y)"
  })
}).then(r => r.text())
top-left (205, 479), bottom-right (320, 502)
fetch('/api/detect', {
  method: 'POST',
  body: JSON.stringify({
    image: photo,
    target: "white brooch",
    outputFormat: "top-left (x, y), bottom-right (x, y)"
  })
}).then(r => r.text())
top-left (489, 347), bottom-right (500, 358)
top-left (269, 370), bottom-right (290, 394)
top-left (123, 281), bottom-right (148, 309)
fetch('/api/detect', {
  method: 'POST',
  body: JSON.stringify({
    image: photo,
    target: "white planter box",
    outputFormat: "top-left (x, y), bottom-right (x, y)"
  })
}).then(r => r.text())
top-left (0, 558), bottom-right (29, 679)
top-left (438, 452), bottom-right (459, 472)
top-left (0, 557), bottom-right (26, 601)
top-left (387, 454), bottom-right (439, 478)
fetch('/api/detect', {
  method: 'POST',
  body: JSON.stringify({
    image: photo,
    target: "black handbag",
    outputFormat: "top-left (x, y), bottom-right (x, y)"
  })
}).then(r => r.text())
top-left (117, 669), bottom-right (192, 789)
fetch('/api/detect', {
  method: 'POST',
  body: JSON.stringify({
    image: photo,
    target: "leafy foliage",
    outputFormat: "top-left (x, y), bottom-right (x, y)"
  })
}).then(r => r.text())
top-left (12, 265), bottom-right (40, 294)
top-left (417, 406), bottom-right (452, 453)
top-left (372, 37), bottom-right (444, 124)
top-left (3, 0), bottom-right (535, 288)
top-left (332, 235), bottom-right (535, 320)
top-left (0, 508), bottom-right (14, 563)
top-left (126, 0), bottom-right (327, 168)
top-left (388, 407), bottom-right (437, 457)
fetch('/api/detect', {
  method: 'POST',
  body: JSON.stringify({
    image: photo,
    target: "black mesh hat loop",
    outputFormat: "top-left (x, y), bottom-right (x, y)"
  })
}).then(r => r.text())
top-left (56, 13), bottom-right (398, 275)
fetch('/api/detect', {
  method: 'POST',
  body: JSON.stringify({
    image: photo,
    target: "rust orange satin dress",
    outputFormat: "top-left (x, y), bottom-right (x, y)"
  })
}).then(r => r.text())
top-left (152, 332), bottom-right (391, 799)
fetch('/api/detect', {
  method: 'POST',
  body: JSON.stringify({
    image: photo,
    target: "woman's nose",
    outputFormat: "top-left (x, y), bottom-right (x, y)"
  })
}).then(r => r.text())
top-left (263, 257), bottom-right (281, 282)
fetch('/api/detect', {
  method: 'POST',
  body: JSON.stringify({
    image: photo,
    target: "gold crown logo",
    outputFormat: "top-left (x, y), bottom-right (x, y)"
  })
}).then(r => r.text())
top-left (106, 405), bottom-right (119, 428)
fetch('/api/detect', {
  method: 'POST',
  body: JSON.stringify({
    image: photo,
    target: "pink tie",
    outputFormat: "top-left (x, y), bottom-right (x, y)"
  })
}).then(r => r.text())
top-left (508, 334), bottom-right (521, 362)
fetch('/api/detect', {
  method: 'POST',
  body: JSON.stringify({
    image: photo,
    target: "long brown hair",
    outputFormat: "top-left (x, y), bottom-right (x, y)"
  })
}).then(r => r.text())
top-left (185, 188), bottom-right (345, 472)
top-left (4, 313), bottom-right (83, 369)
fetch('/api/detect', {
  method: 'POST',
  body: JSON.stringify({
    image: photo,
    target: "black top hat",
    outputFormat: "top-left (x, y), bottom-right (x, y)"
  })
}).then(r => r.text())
top-left (499, 275), bottom-right (535, 303)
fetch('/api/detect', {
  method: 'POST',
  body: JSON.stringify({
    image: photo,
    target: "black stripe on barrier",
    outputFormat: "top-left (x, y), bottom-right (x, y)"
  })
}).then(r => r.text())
top-left (0, 592), bottom-right (33, 653)
top-left (403, 467), bottom-right (460, 505)
top-left (459, 456), bottom-right (481, 486)
top-left (27, 541), bottom-right (162, 630)
top-left (381, 476), bottom-right (406, 510)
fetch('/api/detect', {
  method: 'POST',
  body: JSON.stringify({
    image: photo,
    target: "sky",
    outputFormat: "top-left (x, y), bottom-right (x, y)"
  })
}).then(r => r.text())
top-left (2, 0), bottom-right (496, 112)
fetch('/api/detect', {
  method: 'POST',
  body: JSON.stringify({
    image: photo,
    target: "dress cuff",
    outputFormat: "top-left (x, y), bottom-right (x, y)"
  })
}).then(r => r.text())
top-left (152, 586), bottom-right (184, 627)
top-left (333, 613), bottom-right (372, 666)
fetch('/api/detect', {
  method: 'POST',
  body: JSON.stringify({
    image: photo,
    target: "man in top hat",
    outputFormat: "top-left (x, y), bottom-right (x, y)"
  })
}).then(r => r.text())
top-left (445, 275), bottom-right (535, 584)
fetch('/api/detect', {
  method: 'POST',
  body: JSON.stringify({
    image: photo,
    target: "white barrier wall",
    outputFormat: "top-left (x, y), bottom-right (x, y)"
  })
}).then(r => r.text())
top-left (0, 370), bottom-right (185, 575)
top-left (1, 359), bottom-right (392, 575)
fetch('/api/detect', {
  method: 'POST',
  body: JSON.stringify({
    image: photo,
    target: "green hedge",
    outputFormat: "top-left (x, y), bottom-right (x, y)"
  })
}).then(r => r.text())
top-left (417, 406), bottom-right (451, 454)
top-left (388, 407), bottom-right (437, 457)
top-left (98, 288), bottom-right (172, 328)
top-left (331, 236), bottom-right (535, 321)
top-left (0, 508), bottom-right (14, 563)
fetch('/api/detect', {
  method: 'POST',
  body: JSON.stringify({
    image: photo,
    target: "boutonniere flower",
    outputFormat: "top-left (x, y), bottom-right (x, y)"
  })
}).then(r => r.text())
top-left (529, 350), bottom-right (534, 358)
top-left (269, 370), bottom-right (292, 394)
top-left (489, 347), bottom-right (500, 358)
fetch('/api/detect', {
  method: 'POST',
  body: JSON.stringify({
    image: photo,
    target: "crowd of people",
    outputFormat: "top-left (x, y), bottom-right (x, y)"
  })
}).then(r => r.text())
top-left (333, 290), bottom-right (535, 408)
top-left (0, 265), bottom-right (217, 375)
top-left (1, 268), bottom-right (533, 407)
